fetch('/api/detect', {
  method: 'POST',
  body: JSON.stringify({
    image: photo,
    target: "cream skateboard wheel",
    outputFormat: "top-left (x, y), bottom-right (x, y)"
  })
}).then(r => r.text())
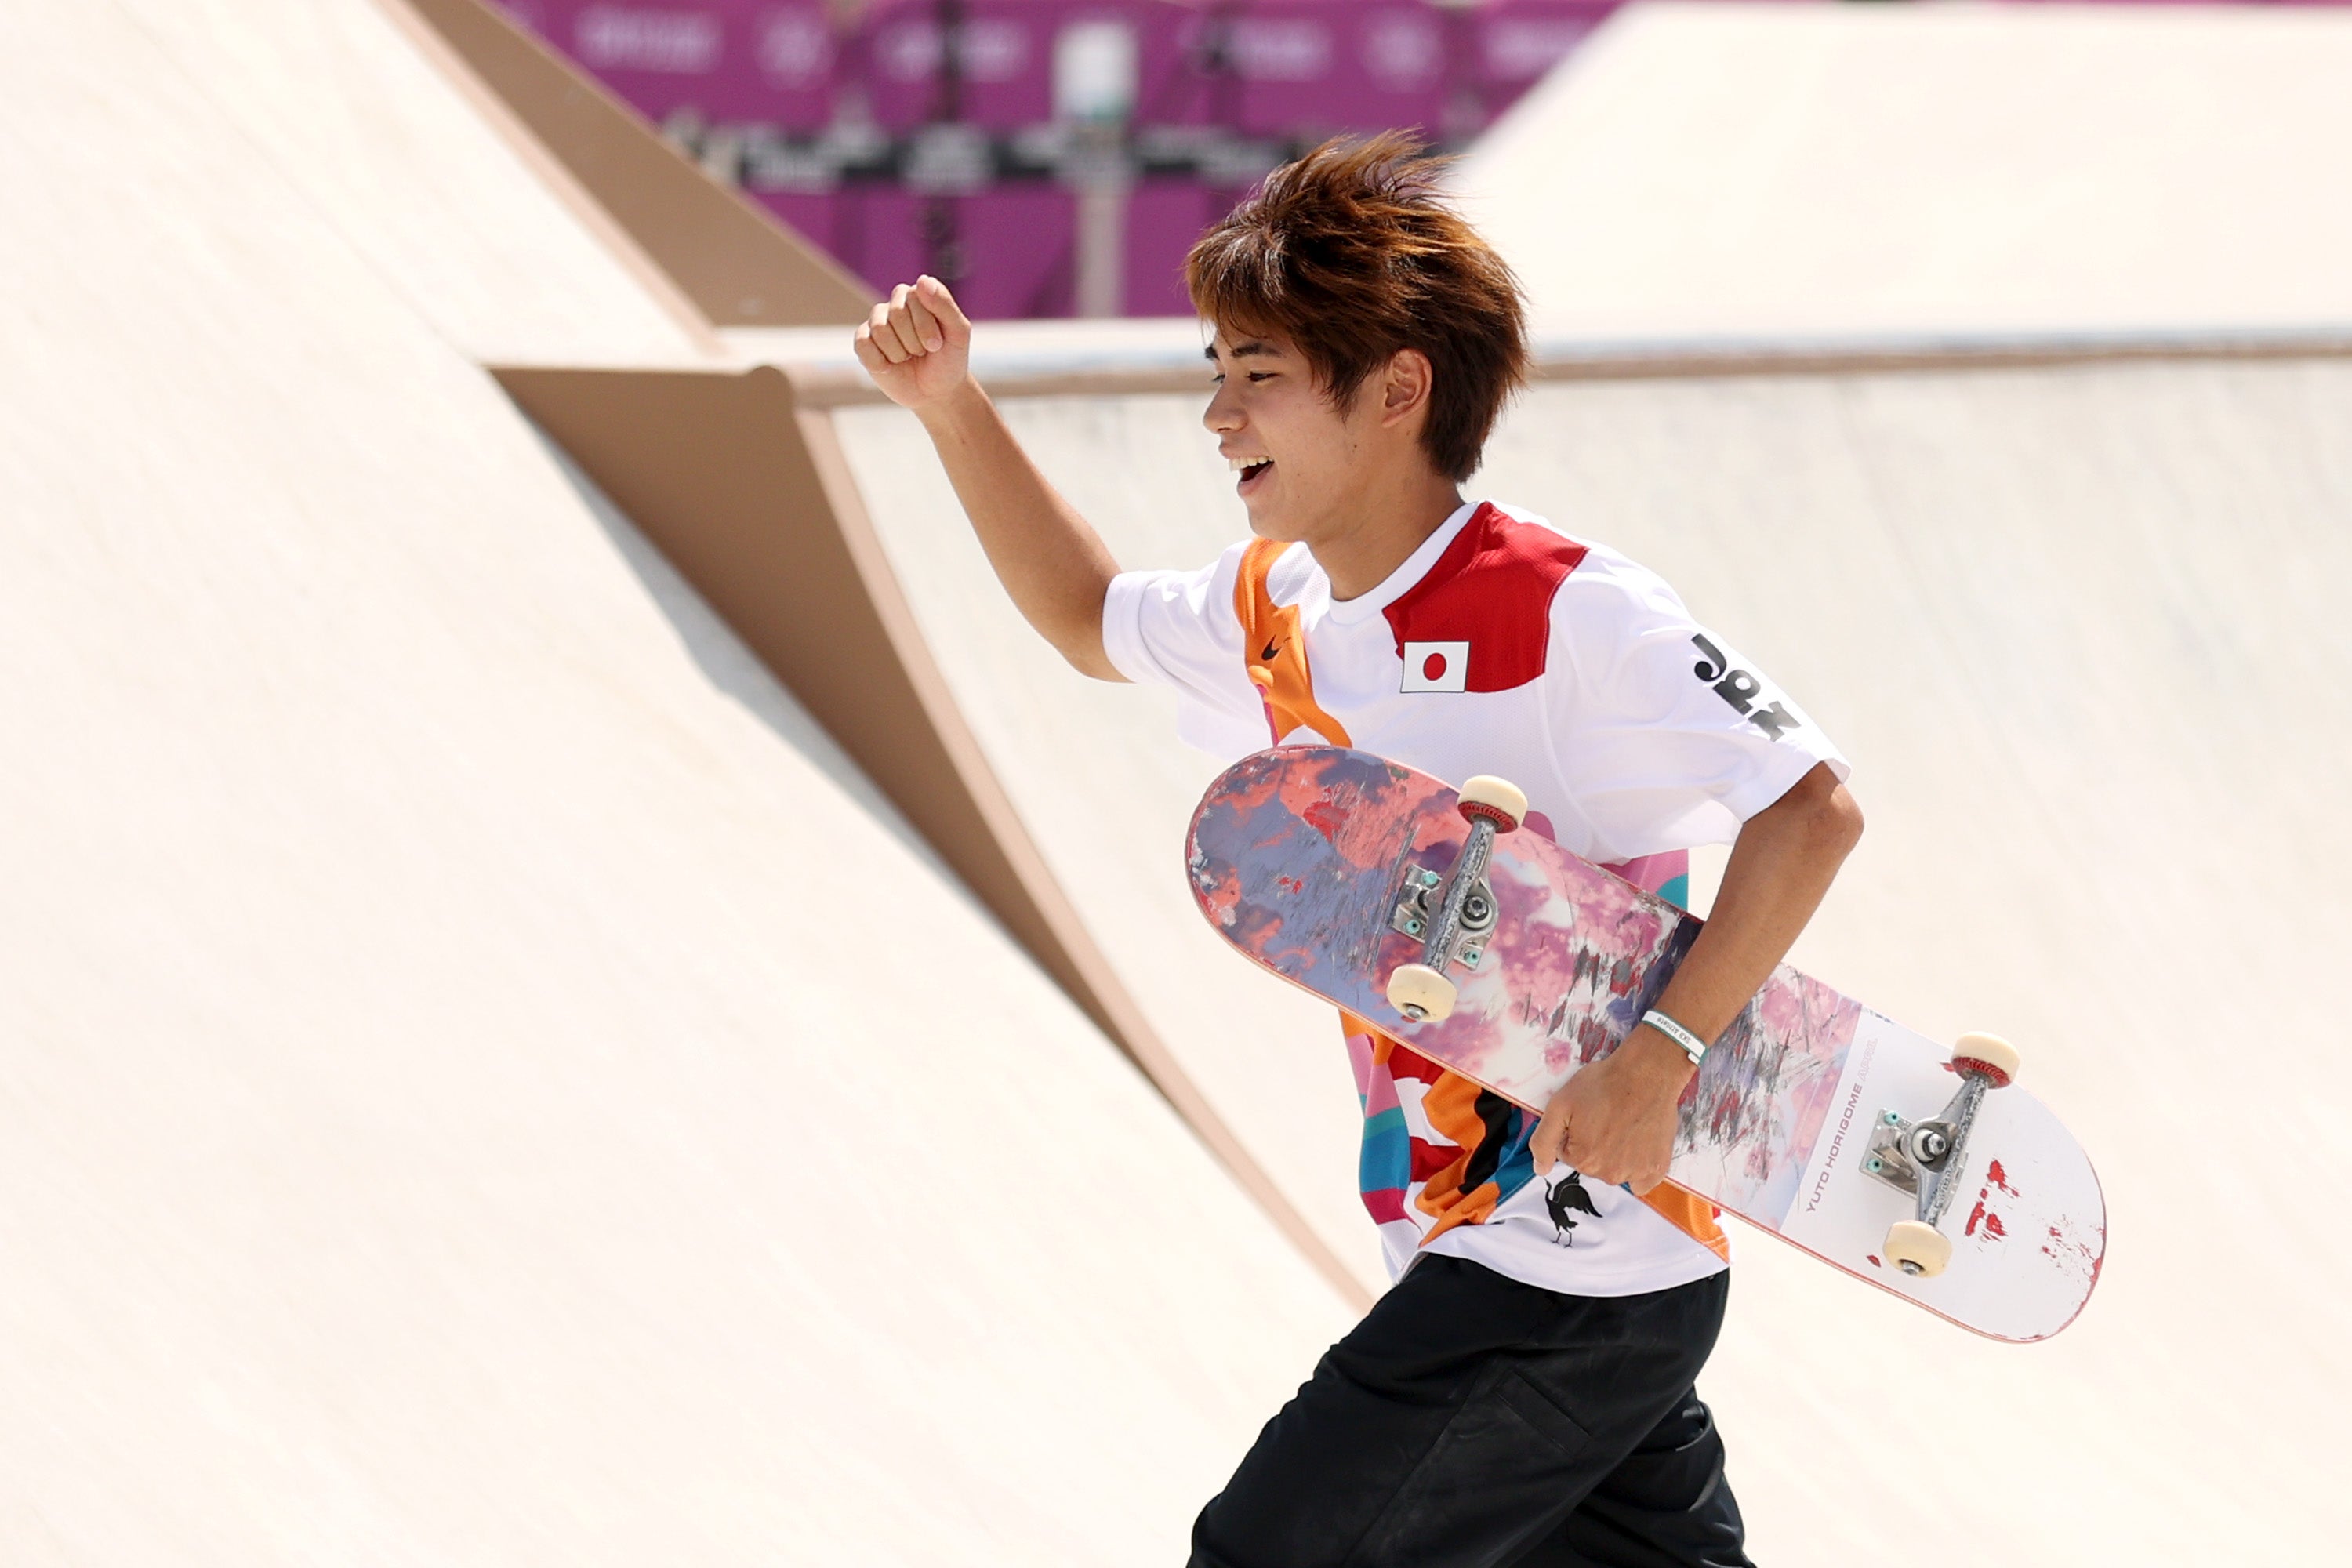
top-left (1457, 775), bottom-right (1527, 832)
top-left (1886, 1220), bottom-right (1954, 1278)
top-left (1951, 1032), bottom-right (2021, 1088)
top-left (1387, 962), bottom-right (1457, 1022)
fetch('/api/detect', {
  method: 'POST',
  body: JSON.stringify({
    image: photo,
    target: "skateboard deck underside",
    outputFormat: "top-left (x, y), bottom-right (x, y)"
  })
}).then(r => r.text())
top-left (1187, 747), bottom-right (2103, 1342)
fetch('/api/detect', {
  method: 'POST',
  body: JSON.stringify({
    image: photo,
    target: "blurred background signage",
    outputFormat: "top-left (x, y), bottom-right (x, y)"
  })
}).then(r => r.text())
top-left (495, 0), bottom-right (1621, 318)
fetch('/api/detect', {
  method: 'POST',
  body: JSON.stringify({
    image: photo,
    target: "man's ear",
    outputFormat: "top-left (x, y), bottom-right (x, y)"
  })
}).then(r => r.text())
top-left (1379, 349), bottom-right (1435, 428)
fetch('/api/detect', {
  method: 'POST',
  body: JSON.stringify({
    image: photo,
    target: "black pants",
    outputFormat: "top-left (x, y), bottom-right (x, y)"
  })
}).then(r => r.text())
top-left (1191, 1257), bottom-right (1751, 1568)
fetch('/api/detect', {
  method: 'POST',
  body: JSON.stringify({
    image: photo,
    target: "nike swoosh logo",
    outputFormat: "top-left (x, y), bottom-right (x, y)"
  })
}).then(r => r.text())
top-left (1261, 640), bottom-right (1280, 662)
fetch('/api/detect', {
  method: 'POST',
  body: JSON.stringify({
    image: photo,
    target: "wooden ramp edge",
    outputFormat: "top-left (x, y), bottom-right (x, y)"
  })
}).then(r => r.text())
top-left (385, 0), bottom-right (872, 328)
top-left (494, 365), bottom-right (1371, 1308)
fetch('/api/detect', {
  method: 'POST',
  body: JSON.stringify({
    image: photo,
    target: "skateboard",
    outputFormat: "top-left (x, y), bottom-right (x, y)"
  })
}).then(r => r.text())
top-left (1185, 746), bottom-right (2104, 1343)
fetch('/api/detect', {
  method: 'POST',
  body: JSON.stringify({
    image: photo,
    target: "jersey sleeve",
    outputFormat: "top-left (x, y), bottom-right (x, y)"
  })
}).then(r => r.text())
top-left (1547, 551), bottom-right (1848, 862)
top-left (1101, 544), bottom-right (1270, 757)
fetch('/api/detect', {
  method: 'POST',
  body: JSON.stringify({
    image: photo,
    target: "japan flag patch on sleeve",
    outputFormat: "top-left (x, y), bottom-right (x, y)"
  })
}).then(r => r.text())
top-left (1400, 641), bottom-right (1471, 693)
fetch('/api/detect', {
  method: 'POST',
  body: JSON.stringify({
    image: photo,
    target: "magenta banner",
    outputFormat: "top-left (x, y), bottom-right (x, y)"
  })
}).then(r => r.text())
top-left (508, 2), bottom-right (1613, 132)
top-left (496, 1), bottom-right (1624, 316)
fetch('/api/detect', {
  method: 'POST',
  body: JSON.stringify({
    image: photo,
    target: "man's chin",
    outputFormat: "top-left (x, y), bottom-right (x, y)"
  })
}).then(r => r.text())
top-left (1242, 503), bottom-right (1308, 544)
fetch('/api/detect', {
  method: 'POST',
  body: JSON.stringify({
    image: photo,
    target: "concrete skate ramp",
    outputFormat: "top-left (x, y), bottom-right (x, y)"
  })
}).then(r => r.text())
top-left (1454, 2), bottom-right (2352, 339)
top-left (0, 6), bottom-right (1351, 1561)
top-left (106, 0), bottom-right (717, 364)
top-left (826, 341), bottom-right (2352, 1559)
top-left (825, 372), bottom-right (1385, 1295)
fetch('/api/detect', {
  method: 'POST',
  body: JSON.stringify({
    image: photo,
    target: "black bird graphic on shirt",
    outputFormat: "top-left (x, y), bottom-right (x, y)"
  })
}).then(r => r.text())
top-left (1545, 1170), bottom-right (1602, 1243)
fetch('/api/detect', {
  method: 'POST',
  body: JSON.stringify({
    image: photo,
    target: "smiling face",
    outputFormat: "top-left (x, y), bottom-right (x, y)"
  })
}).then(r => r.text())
top-left (1181, 137), bottom-right (1526, 597)
top-left (1203, 328), bottom-right (1390, 546)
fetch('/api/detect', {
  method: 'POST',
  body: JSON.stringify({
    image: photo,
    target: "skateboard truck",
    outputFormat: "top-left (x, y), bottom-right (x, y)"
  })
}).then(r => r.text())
top-left (1384, 775), bottom-right (1527, 1024)
top-left (1858, 1033), bottom-right (2024, 1279)
top-left (1388, 866), bottom-right (1496, 969)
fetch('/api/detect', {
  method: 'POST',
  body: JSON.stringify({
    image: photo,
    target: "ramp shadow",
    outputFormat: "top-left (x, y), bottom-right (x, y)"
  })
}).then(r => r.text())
top-left (526, 421), bottom-right (968, 900)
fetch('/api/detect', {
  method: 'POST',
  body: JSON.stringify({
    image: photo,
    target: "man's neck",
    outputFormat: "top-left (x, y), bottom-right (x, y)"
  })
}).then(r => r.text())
top-left (1307, 471), bottom-right (1469, 602)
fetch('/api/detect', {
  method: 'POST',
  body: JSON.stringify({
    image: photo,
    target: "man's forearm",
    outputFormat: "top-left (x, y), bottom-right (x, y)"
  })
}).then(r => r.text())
top-left (1635, 762), bottom-right (1864, 1069)
top-left (916, 379), bottom-right (1126, 681)
top-left (1531, 762), bottom-right (1861, 1188)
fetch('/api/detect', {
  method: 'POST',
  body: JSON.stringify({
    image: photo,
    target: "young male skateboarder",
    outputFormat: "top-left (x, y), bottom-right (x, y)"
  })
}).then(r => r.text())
top-left (853, 134), bottom-right (1863, 1567)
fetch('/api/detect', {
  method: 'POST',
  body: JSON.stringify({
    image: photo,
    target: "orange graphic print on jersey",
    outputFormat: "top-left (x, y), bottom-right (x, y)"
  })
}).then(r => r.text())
top-left (1234, 538), bottom-right (1352, 749)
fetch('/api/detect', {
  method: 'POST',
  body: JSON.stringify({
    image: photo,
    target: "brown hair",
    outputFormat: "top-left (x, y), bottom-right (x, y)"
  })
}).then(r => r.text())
top-left (1184, 132), bottom-right (1527, 484)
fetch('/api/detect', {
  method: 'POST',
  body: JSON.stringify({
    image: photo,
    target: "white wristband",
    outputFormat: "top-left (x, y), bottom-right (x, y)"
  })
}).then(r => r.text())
top-left (1640, 1008), bottom-right (1709, 1067)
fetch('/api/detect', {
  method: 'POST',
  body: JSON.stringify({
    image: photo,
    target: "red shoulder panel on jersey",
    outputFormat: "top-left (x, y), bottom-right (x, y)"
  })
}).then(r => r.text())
top-left (1382, 503), bottom-right (1588, 692)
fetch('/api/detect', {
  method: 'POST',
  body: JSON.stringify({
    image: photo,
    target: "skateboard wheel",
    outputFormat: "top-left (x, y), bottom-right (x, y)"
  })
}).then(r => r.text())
top-left (1456, 775), bottom-right (1527, 833)
top-left (1951, 1032), bottom-right (2020, 1088)
top-left (1885, 1220), bottom-right (1954, 1279)
top-left (1387, 962), bottom-right (1457, 1023)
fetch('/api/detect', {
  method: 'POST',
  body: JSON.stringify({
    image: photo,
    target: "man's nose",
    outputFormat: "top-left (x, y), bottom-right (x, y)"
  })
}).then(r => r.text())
top-left (1203, 383), bottom-right (1242, 435)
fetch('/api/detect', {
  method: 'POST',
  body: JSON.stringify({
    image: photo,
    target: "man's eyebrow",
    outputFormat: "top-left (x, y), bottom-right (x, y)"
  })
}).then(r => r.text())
top-left (1203, 339), bottom-right (1279, 362)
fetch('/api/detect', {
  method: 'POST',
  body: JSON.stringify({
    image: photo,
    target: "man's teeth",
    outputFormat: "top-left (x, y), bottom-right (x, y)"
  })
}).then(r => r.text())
top-left (1228, 457), bottom-right (1272, 474)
